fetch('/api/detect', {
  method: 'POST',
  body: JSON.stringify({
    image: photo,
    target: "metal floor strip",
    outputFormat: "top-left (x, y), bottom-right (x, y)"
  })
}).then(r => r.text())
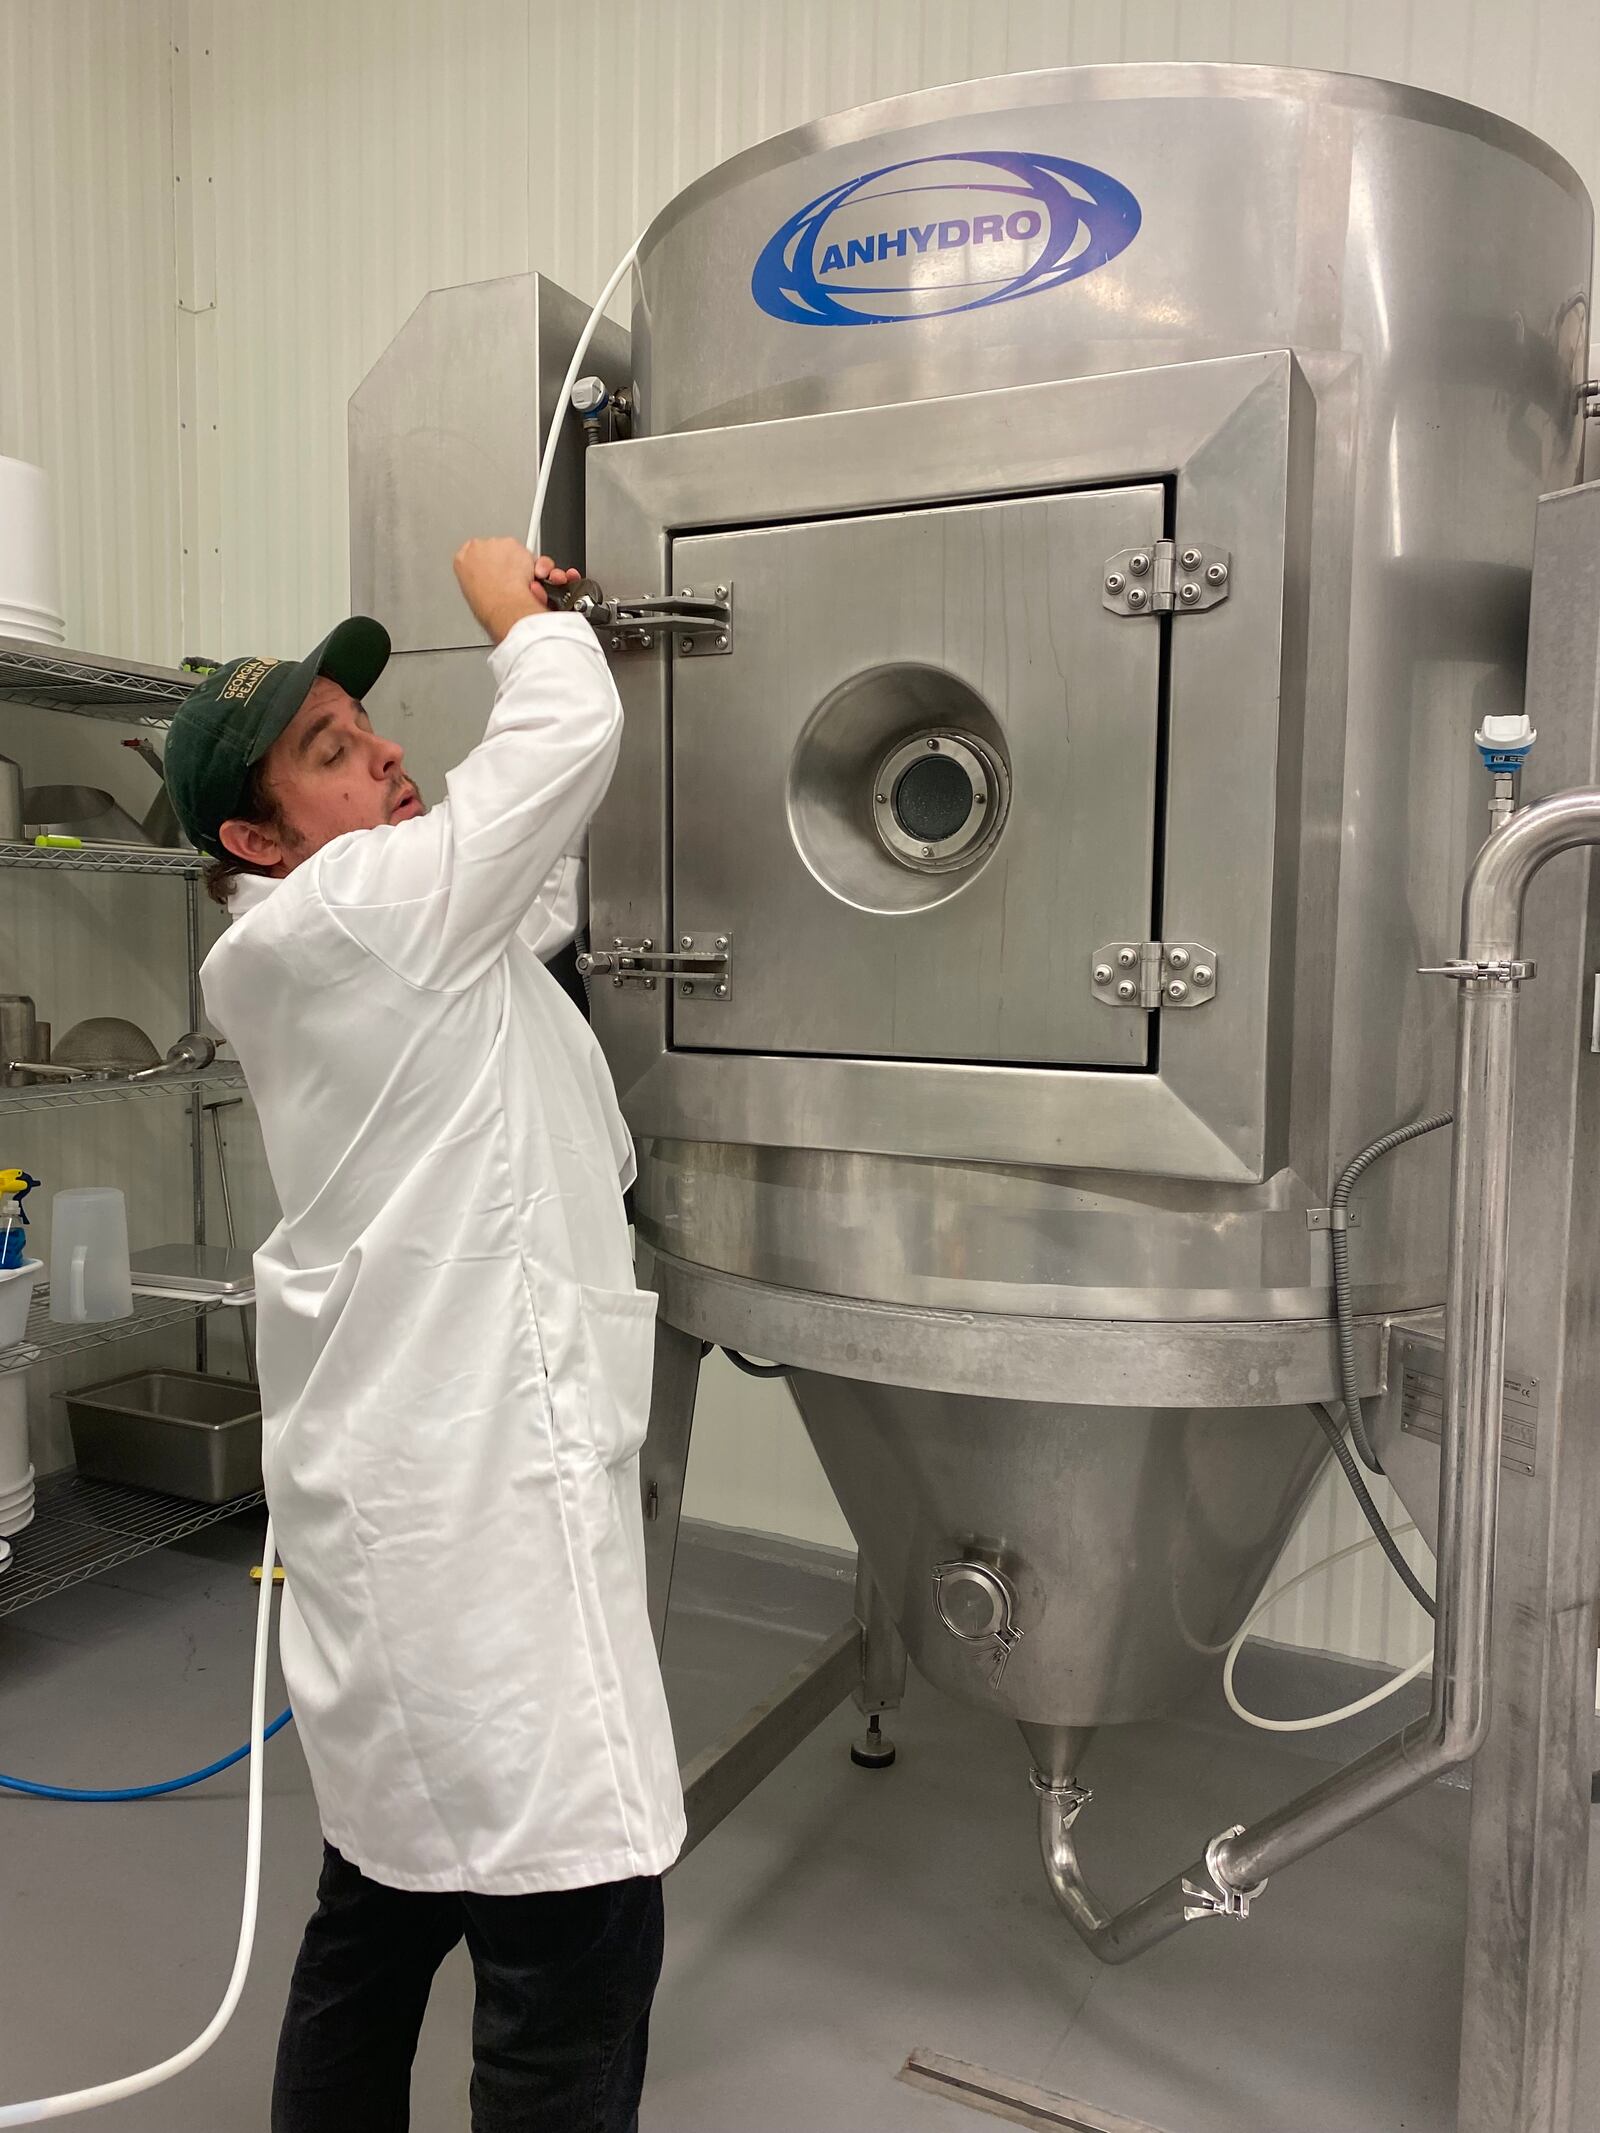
top-left (899, 2051), bottom-right (1179, 2133)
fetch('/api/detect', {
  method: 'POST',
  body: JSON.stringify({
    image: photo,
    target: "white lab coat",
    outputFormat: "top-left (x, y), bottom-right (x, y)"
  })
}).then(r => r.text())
top-left (201, 613), bottom-right (684, 1895)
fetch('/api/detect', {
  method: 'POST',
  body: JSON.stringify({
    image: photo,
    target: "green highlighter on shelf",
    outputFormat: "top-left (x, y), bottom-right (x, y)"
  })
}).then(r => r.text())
top-left (0, 1170), bottom-right (39, 1272)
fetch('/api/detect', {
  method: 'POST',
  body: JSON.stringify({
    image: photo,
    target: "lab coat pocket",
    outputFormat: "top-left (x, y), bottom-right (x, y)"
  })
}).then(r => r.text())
top-left (578, 1283), bottom-right (659, 1471)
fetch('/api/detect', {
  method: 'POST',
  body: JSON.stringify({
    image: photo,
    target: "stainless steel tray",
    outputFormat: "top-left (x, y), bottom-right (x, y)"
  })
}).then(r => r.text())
top-left (66, 1369), bottom-right (261, 1503)
top-left (129, 1244), bottom-right (256, 1297)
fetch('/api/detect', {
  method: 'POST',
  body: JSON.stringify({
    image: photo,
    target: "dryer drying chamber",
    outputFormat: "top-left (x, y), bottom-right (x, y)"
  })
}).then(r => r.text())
top-left (585, 65), bottom-right (1590, 1757)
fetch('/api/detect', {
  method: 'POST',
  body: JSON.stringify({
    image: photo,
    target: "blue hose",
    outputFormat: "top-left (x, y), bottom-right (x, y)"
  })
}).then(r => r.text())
top-left (0, 1709), bottom-right (294, 1801)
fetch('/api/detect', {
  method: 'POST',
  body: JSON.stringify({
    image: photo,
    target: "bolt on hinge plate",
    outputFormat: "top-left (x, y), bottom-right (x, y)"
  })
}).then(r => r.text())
top-left (1103, 539), bottom-right (1231, 616)
top-left (674, 930), bottom-right (734, 1000)
top-left (576, 932), bottom-right (732, 998)
top-left (1092, 941), bottom-right (1218, 1010)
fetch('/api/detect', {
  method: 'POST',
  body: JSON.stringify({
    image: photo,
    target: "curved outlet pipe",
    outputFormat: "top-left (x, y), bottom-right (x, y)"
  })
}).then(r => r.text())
top-left (1031, 786), bottom-right (1600, 1962)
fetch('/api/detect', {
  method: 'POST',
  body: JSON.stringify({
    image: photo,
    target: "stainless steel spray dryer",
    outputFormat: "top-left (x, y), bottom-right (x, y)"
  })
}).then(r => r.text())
top-left (352, 63), bottom-right (1600, 2132)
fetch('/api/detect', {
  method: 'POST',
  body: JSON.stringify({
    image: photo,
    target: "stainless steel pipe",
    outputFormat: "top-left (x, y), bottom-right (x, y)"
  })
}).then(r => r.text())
top-left (1036, 787), bottom-right (1600, 1959)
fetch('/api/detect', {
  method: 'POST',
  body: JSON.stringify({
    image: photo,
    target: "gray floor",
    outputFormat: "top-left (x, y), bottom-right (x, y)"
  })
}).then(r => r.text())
top-left (0, 1516), bottom-right (1595, 2133)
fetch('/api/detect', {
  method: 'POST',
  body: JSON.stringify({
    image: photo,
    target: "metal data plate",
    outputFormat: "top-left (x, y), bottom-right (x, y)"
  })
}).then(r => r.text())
top-left (670, 486), bottom-right (1163, 1067)
top-left (1394, 1327), bottom-right (1539, 1477)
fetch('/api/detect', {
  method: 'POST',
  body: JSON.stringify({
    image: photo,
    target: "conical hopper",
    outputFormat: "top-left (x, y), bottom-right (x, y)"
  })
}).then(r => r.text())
top-left (789, 1372), bottom-right (1327, 1728)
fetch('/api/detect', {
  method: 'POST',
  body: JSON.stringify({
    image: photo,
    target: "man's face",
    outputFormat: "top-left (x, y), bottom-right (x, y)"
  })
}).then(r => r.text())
top-left (219, 677), bottom-right (423, 872)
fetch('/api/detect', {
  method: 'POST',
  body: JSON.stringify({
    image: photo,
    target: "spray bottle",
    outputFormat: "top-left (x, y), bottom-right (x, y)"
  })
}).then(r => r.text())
top-left (0, 1171), bottom-right (39, 1272)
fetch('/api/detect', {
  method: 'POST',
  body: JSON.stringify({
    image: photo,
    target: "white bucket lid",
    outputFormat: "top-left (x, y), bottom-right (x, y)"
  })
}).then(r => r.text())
top-left (0, 602), bottom-right (66, 645)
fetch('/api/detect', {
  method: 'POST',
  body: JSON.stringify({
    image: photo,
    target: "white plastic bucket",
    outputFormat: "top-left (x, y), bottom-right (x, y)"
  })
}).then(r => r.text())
top-left (0, 1373), bottom-right (28, 1495)
top-left (0, 597), bottom-right (66, 644)
top-left (0, 1258), bottom-right (41, 1350)
top-left (0, 457), bottom-right (65, 645)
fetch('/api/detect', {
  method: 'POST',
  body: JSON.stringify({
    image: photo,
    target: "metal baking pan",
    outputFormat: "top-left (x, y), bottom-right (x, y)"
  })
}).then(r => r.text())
top-left (66, 1369), bottom-right (261, 1503)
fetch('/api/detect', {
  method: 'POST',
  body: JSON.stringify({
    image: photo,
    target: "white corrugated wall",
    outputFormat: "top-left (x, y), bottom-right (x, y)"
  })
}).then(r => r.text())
top-left (0, 0), bottom-right (182, 660)
top-left (7, 0), bottom-right (1599, 1661)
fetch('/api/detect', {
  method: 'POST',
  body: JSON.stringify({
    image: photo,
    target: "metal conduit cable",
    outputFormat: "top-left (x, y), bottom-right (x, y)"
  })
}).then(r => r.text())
top-left (1026, 786), bottom-right (1600, 1967)
top-left (695, 1339), bottom-right (788, 1378)
top-left (721, 1349), bottom-right (789, 1380)
top-left (1308, 1402), bottom-right (1436, 1618)
top-left (1329, 1113), bottom-right (1454, 1474)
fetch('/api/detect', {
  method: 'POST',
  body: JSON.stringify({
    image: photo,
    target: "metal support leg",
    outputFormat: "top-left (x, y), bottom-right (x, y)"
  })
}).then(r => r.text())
top-left (1458, 1416), bottom-right (1600, 2132)
top-left (640, 1317), bottom-right (702, 1656)
top-left (851, 1557), bottom-right (907, 1768)
top-left (637, 1299), bottom-right (863, 1856)
top-left (678, 1621), bottom-right (860, 1859)
top-left (185, 874), bottom-right (207, 1374)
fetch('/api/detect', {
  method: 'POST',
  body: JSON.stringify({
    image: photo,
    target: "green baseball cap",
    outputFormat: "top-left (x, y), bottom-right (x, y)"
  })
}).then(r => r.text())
top-left (164, 616), bottom-right (391, 858)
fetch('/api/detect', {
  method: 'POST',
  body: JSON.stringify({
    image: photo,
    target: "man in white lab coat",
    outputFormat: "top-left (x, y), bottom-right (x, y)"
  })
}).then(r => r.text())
top-left (164, 538), bottom-right (685, 2133)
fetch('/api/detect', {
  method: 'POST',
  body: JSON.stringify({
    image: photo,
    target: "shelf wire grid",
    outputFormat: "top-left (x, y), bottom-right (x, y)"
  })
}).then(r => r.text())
top-left (0, 638), bottom-right (192, 725)
top-left (0, 1062), bottom-right (245, 1115)
top-left (0, 1470), bottom-right (264, 1619)
top-left (1, 1292), bottom-right (224, 1374)
top-left (0, 840), bottom-right (201, 876)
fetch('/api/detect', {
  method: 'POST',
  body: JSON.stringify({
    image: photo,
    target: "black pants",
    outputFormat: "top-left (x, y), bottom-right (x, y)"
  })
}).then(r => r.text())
top-left (272, 1844), bottom-right (664, 2133)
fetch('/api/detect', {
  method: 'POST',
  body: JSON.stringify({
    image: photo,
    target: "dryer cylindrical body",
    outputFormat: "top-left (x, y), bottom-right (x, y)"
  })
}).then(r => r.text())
top-left (585, 65), bottom-right (1592, 1724)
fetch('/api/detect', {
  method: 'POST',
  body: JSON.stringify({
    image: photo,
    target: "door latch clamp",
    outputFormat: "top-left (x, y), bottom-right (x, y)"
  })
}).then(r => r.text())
top-left (578, 933), bottom-right (733, 999)
top-left (562, 581), bottom-right (732, 655)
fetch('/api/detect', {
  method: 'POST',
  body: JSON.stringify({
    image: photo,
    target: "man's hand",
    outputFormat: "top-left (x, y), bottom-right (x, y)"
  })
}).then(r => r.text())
top-left (453, 538), bottom-right (581, 646)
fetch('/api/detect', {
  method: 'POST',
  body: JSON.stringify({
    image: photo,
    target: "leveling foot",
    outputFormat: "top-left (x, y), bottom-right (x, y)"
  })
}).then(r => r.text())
top-left (851, 1714), bottom-right (897, 1769)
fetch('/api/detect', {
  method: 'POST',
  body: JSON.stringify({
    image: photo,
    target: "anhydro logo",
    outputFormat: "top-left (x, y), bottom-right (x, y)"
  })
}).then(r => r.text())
top-left (751, 149), bottom-right (1141, 328)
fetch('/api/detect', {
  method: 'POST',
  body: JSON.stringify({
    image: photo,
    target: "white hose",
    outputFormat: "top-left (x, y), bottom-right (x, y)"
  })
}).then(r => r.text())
top-left (0, 1520), bottom-right (278, 2124)
top-left (525, 239), bottom-right (641, 556)
top-left (1223, 1522), bottom-right (1434, 1734)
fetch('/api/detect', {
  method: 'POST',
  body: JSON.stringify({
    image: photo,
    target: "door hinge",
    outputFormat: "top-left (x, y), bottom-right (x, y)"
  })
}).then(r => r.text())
top-left (577, 933), bottom-right (733, 998)
top-left (1103, 539), bottom-right (1230, 617)
top-left (1092, 941), bottom-right (1219, 1010)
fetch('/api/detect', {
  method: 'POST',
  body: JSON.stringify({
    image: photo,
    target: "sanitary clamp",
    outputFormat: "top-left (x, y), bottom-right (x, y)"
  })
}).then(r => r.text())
top-left (1027, 1772), bottom-right (1093, 1822)
top-left (1182, 1827), bottom-right (1268, 1924)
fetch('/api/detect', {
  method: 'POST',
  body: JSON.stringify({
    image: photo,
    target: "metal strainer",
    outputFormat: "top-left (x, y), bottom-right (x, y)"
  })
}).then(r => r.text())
top-left (50, 1018), bottom-right (162, 1074)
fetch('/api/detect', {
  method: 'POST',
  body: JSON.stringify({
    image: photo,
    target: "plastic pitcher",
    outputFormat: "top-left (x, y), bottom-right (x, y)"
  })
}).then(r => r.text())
top-left (49, 1187), bottom-right (133, 1324)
